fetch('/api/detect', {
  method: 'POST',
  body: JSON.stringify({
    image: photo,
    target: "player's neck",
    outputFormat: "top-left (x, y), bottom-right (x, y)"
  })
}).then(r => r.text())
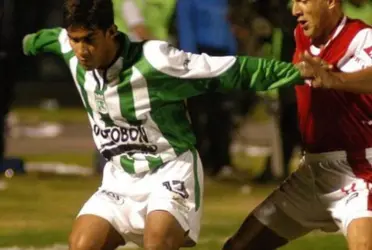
top-left (97, 39), bottom-right (120, 71)
top-left (313, 12), bottom-right (344, 47)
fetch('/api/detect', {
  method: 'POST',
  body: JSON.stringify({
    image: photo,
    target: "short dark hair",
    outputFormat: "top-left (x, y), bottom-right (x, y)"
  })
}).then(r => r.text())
top-left (63, 0), bottom-right (114, 30)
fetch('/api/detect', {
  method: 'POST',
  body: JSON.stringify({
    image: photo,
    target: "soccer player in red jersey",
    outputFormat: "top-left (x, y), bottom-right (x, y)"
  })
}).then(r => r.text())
top-left (223, 1), bottom-right (372, 250)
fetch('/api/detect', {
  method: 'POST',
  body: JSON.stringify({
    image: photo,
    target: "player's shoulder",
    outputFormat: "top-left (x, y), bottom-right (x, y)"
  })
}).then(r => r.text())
top-left (345, 18), bottom-right (371, 31)
top-left (351, 27), bottom-right (372, 43)
top-left (338, 19), bottom-right (372, 69)
top-left (143, 40), bottom-right (180, 59)
top-left (142, 40), bottom-right (189, 72)
top-left (348, 26), bottom-right (372, 62)
top-left (350, 18), bottom-right (372, 37)
top-left (345, 18), bottom-right (372, 50)
top-left (342, 18), bottom-right (371, 39)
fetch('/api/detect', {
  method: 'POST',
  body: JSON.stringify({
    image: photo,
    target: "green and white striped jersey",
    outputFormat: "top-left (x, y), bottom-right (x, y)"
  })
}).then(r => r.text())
top-left (23, 27), bottom-right (302, 174)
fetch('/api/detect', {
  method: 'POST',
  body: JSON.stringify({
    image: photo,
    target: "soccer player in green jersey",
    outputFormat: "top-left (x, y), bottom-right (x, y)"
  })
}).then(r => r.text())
top-left (23, 0), bottom-right (307, 249)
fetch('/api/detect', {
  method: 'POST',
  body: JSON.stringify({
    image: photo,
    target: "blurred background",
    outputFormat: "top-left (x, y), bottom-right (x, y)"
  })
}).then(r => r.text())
top-left (1, 0), bottom-right (371, 249)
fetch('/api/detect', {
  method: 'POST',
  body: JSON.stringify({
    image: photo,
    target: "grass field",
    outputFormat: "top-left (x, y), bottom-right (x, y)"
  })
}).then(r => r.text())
top-left (0, 108), bottom-right (348, 249)
top-left (0, 174), bottom-right (347, 250)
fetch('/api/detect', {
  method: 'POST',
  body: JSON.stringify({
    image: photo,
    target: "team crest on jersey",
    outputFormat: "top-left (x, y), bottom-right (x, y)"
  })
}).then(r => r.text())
top-left (95, 92), bottom-right (108, 114)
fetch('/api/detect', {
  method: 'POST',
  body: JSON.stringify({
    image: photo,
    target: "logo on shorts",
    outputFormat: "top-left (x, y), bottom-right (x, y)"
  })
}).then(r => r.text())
top-left (345, 192), bottom-right (359, 205)
top-left (163, 180), bottom-right (189, 199)
top-left (341, 183), bottom-right (357, 195)
top-left (96, 190), bottom-right (125, 205)
top-left (171, 194), bottom-right (190, 216)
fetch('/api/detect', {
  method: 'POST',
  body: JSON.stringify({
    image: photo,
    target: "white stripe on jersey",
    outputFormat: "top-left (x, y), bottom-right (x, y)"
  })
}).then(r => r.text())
top-left (134, 158), bottom-right (151, 173)
top-left (130, 67), bottom-right (151, 120)
top-left (104, 82), bottom-right (129, 126)
top-left (69, 57), bottom-right (81, 101)
top-left (69, 56), bottom-right (91, 115)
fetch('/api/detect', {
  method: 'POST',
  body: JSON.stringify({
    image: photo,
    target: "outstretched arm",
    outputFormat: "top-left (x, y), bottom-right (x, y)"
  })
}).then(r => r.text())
top-left (217, 56), bottom-right (301, 91)
top-left (23, 27), bottom-right (72, 57)
top-left (336, 68), bottom-right (372, 93)
top-left (142, 41), bottom-right (303, 100)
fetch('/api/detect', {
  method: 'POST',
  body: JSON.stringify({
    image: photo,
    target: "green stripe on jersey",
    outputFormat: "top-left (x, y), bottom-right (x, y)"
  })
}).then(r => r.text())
top-left (117, 68), bottom-right (138, 122)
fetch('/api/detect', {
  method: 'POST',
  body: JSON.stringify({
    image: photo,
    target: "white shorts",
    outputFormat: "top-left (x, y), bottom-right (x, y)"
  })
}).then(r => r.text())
top-left (253, 150), bottom-right (372, 240)
top-left (77, 150), bottom-right (204, 247)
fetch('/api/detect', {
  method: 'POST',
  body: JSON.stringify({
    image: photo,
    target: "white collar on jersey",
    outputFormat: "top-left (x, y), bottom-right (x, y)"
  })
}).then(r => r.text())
top-left (310, 16), bottom-right (347, 56)
top-left (105, 57), bottom-right (123, 84)
top-left (91, 57), bottom-right (123, 88)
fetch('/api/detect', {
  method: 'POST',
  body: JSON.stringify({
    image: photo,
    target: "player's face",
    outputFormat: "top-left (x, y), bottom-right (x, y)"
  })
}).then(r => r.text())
top-left (292, 0), bottom-right (331, 39)
top-left (67, 26), bottom-right (115, 70)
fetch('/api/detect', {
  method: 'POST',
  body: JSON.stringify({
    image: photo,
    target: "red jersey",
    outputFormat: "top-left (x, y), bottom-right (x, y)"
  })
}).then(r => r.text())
top-left (294, 17), bottom-right (372, 179)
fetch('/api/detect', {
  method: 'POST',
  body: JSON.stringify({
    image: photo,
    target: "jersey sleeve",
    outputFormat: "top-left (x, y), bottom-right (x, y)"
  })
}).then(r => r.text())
top-left (143, 40), bottom-right (302, 99)
top-left (342, 28), bottom-right (372, 71)
top-left (23, 27), bottom-right (72, 57)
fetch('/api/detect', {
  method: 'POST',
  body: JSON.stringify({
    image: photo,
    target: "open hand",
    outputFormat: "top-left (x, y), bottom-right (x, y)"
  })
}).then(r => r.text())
top-left (296, 51), bottom-right (341, 88)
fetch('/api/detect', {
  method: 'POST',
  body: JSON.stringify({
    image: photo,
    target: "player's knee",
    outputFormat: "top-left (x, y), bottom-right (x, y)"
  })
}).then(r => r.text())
top-left (347, 218), bottom-right (372, 250)
top-left (348, 236), bottom-right (372, 250)
top-left (144, 210), bottom-right (186, 250)
top-left (143, 235), bottom-right (176, 250)
top-left (143, 243), bottom-right (169, 250)
top-left (349, 240), bottom-right (371, 250)
top-left (144, 231), bottom-right (182, 250)
top-left (143, 240), bottom-right (174, 250)
top-left (69, 231), bottom-right (95, 250)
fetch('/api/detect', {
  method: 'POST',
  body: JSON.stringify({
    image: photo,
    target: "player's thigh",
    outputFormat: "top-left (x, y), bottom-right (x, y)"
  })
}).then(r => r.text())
top-left (224, 163), bottom-right (328, 250)
top-left (71, 183), bottom-right (128, 250)
top-left (347, 217), bottom-right (372, 250)
top-left (144, 210), bottom-right (186, 250)
top-left (145, 150), bottom-right (203, 248)
top-left (69, 214), bottom-right (125, 250)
